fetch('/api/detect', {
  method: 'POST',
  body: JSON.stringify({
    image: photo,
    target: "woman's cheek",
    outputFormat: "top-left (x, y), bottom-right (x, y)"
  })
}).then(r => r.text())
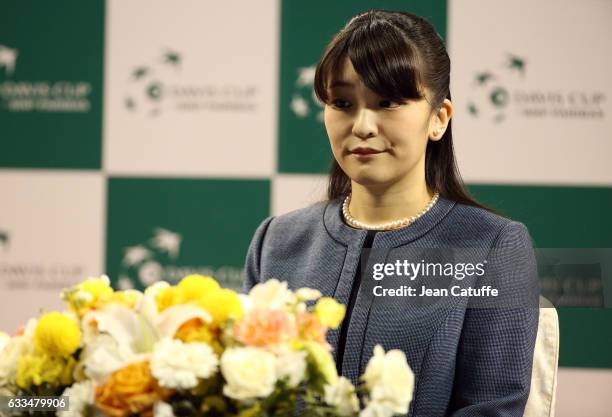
top-left (326, 129), bottom-right (348, 162)
top-left (326, 133), bottom-right (343, 160)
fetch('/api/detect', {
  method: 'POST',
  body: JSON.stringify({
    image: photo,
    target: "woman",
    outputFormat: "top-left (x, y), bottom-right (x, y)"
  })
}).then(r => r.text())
top-left (243, 10), bottom-right (539, 417)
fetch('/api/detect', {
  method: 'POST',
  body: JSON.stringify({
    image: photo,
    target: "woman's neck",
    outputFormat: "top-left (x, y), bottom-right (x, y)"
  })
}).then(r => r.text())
top-left (348, 181), bottom-right (434, 226)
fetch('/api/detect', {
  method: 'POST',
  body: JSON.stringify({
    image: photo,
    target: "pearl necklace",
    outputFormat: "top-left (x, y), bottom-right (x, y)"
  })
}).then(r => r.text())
top-left (342, 192), bottom-right (440, 231)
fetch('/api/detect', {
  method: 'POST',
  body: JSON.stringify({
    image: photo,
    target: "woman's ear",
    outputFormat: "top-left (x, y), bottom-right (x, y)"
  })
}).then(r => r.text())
top-left (429, 98), bottom-right (453, 141)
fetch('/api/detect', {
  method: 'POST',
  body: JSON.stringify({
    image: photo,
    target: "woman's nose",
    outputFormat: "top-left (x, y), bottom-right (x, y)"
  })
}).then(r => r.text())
top-left (351, 108), bottom-right (378, 139)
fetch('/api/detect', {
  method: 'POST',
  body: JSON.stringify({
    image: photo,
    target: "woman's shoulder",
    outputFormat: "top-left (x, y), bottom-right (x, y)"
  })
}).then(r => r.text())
top-left (250, 199), bottom-right (330, 246)
top-left (270, 199), bottom-right (329, 228)
top-left (442, 200), bottom-right (533, 248)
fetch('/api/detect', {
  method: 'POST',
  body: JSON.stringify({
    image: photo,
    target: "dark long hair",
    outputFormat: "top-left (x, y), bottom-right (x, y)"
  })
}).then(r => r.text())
top-left (314, 10), bottom-right (489, 211)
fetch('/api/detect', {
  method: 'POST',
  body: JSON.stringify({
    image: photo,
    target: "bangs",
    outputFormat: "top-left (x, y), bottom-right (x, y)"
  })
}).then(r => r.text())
top-left (314, 15), bottom-right (425, 104)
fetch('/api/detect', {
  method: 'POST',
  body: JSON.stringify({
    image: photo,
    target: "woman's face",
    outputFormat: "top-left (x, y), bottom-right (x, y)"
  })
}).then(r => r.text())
top-left (324, 58), bottom-right (442, 191)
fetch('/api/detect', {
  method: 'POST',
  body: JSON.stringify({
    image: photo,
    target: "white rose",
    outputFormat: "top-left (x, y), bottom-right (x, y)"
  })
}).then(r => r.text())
top-left (359, 402), bottom-right (395, 417)
top-left (362, 345), bottom-right (414, 414)
top-left (248, 279), bottom-right (296, 310)
top-left (154, 401), bottom-right (175, 417)
top-left (0, 332), bottom-right (10, 353)
top-left (151, 338), bottom-right (218, 389)
top-left (295, 288), bottom-right (322, 301)
top-left (0, 320), bottom-right (38, 388)
top-left (23, 318), bottom-right (38, 338)
top-left (221, 347), bottom-right (277, 400)
top-left (324, 376), bottom-right (360, 417)
top-left (57, 381), bottom-right (94, 417)
top-left (0, 319), bottom-right (38, 387)
top-left (84, 347), bottom-right (125, 382)
top-left (0, 335), bottom-right (26, 387)
top-left (276, 350), bottom-right (307, 387)
top-left (238, 293), bottom-right (253, 312)
top-left (81, 333), bottom-right (128, 382)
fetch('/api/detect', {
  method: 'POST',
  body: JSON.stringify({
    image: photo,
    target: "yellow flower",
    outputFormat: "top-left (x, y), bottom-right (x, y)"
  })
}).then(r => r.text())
top-left (16, 352), bottom-right (76, 389)
top-left (153, 276), bottom-right (241, 325)
top-left (34, 312), bottom-right (81, 358)
top-left (63, 275), bottom-right (114, 316)
top-left (155, 286), bottom-right (179, 312)
top-left (175, 318), bottom-right (214, 343)
top-left (177, 275), bottom-right (220, 303)
top-left (196, 288), bottom-right (243, 324)
top-left (303, 341), bottom-right (338, 386)
top-left (108, 290), bottom-right (142, 309)
top-left (79, 276), bottom-right (114, 298)
top-left (314, 297), bottom-right (346, 329)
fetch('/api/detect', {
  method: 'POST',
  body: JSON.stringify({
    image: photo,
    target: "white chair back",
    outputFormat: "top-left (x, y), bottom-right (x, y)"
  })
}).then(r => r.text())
top-left (524, 296), bottom-right (559, 417)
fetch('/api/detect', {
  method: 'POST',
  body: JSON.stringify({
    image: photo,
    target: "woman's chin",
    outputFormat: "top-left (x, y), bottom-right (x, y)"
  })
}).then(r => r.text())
top-left (348, 173), bottom-right (395, 189)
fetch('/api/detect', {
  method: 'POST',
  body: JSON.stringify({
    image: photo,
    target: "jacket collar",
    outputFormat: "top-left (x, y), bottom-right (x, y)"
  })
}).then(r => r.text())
top-left (323, 195), bottom-right (456, 247)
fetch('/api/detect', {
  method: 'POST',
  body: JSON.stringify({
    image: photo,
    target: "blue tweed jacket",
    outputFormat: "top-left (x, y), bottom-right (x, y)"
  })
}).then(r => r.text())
top-left (242, 196), bottom-right (539, 417)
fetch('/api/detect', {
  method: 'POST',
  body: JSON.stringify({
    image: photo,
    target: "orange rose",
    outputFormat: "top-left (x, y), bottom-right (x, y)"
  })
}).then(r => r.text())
top-left (296, 311), bottom-right (327, 345)
top-left (233, 309), bottom-right (297, 348)
top-left (95, 361), bottom-right (172, 417)
top-left (175, 318), bottom-right (213, 343)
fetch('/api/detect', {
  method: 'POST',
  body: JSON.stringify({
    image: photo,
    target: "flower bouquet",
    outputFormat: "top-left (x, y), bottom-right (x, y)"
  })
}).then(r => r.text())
top-left (0, 275), bottom-right (414, 417)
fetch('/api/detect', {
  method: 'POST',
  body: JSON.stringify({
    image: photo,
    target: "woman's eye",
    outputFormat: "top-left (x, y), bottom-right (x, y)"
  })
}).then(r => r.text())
top-left (380, 99), bottom-right (401, 108)
top-left (331, 99), bottom-right (351, 109)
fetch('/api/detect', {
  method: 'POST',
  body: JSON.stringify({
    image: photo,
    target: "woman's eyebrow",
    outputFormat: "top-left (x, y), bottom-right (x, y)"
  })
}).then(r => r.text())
top-left (329, 80), bottom-right (354, 89)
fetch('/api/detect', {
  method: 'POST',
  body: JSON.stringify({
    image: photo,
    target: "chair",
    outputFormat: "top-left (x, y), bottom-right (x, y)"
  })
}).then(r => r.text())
top-left (524, 296), bottom-right (559, 417)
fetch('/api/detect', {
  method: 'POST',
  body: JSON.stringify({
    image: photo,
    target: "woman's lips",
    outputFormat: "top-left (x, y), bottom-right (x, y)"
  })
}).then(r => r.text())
top-left (350, 147), bottom-right (385, 158)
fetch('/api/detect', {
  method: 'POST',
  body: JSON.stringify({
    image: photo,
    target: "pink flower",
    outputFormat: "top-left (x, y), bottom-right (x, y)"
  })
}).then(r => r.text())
top-left (234, 309), bottom-right (297, 348)
top-left (296, 311), bottom-right (329, 347)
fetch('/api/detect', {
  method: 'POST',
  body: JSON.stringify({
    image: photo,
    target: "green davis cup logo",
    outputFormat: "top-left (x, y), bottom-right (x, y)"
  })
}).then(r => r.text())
top-left (117, 227), bottom-right (244, 290)
top-left (467, 53), bottom-right (605, 121)
top-left (118, 227), bottom-right (182, 290)
top-left (290, 64), bottom-right (324, 122)
top-left (116, 227), bottom-right (244, 290)
top-left (124, 49), bottom-right (257, 117)
top-left (0, 229), bottom-right (9, 251)
top-left (124, 50), bottom-right (181, 117)
top-left (466, 54), bottom-right (526, 123)
top-left (0, 45), bottom-right (18, 76)
top-left (0, 42), bottom-right (92, 113)
top-left (0, 228), bottom-right (84, 287)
